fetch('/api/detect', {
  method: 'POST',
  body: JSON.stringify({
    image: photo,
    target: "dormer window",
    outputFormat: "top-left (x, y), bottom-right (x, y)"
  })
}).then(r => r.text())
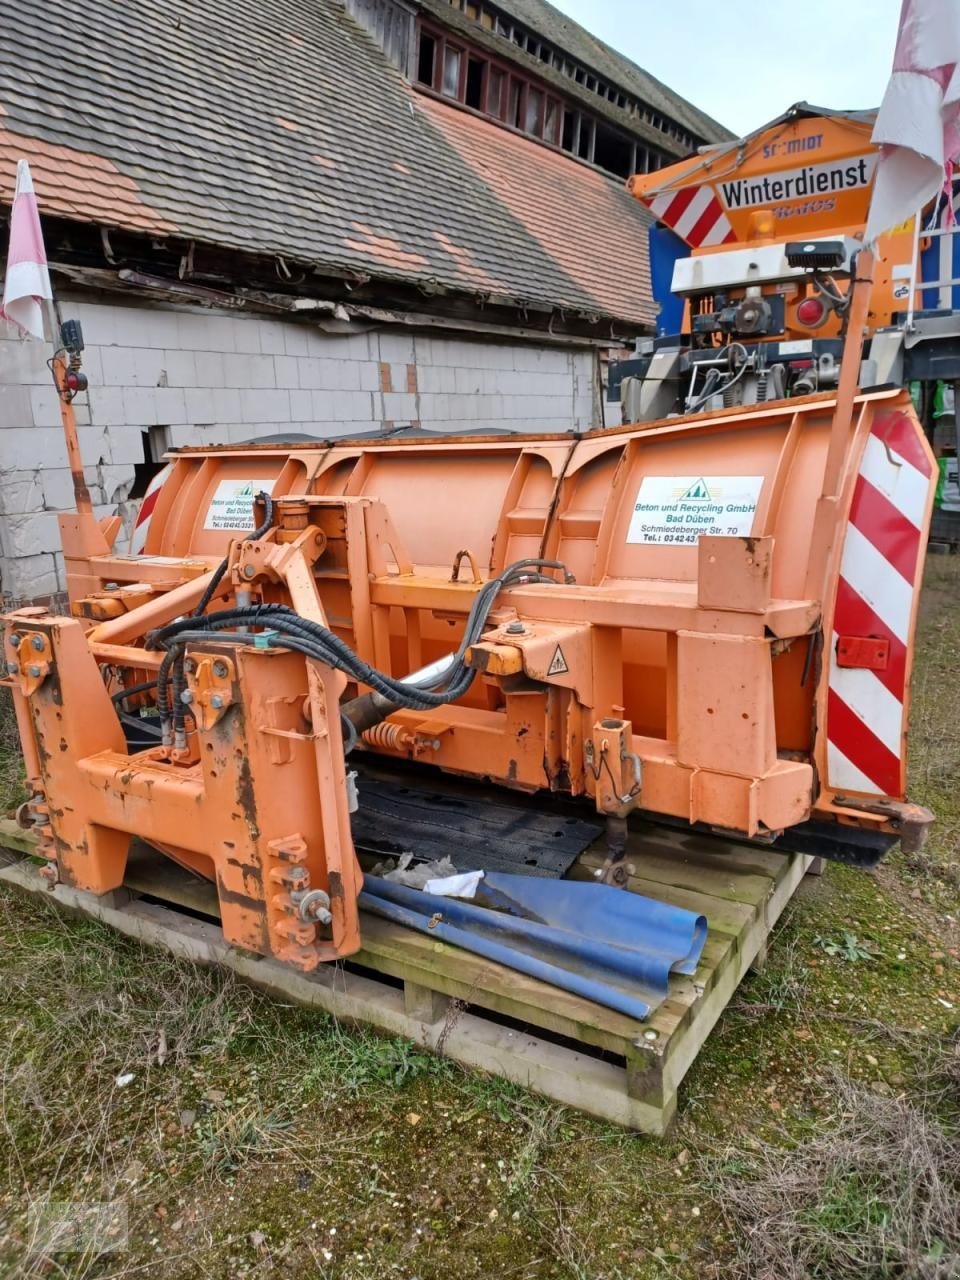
top-left (414, 20), bottom-right (665, 179)
top-left (435, 0), bottom-right (705, 155)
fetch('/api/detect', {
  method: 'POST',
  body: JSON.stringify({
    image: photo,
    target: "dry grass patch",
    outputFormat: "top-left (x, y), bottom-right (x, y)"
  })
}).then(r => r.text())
top-left (711, 1065), bottom-right (960, 1280)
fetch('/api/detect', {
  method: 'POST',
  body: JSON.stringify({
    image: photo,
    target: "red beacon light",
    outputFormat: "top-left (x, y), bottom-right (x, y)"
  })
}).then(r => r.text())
top-left (64, 368), bottom-right (88, 394)
top-left (795, 295), bottom-right (828, 328)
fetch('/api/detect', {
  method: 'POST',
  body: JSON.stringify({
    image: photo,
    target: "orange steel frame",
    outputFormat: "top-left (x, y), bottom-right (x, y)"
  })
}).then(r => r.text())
top-left (1, 378), bottom-right (937, 972)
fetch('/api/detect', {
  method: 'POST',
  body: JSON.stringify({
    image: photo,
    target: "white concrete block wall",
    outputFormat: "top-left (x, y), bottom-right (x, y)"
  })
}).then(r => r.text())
top-left (0, 294), bottom-right (598, 600)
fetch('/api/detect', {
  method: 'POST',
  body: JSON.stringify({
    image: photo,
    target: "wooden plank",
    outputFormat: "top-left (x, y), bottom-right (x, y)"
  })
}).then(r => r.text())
top-left (117, 840), bottom-right (733, 1059)
top-left (117, 841), bottom-right (711, 1057)
top-left (124, 841), bottom-right (220, 915)
top-left (0, 820), bottom-right (810, 1137)
top-left (403, 981), bottom-right (451, 1024)
top-left (356, 914), bottom-right (650, 1055)
top-left (0, 857), bottom-right (232, 968)
top-left (578, 844), bottom-right (778, 908)
top-left (636, 851), bottom-right (810, 1095)
top-left (0, 857), bottom-right (670, 1133)
top-left (0, 819), bottom-right (40, 857)
top-left (233, 945), bottom-right (672, 1132)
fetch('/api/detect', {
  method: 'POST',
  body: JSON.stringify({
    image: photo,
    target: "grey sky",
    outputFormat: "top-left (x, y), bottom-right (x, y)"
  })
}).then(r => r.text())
top-left (549, 0), bottom-right (902, 135)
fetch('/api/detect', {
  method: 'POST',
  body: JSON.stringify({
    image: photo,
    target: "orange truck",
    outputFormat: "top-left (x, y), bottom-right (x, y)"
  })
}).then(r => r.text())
top-left (616, 103), bottom-right (960, 421)
top-left (0, 105), bottom-right (942, 973)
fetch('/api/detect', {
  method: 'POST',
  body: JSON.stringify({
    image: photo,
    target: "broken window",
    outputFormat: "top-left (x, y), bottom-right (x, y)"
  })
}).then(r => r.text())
top-left (465, 56), bottom-right (485, 109)
top-left (577, 117), bottom-right (594, 162)
top-left (562, 108), bottom-right (577, 152)
top-left (417, 31), bottom-right (436, 87)
top-left (443, 4), bottom-right (707, 155)
top-left (412, 20), bottom-right (669, 178)
top-left (128, 426), bottom-right (170, 501)
top-left (593, 120), bottom-right (634, 177)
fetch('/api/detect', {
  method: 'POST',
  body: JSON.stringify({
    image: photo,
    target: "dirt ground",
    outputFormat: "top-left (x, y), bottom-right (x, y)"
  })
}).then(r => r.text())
top-left (0, 559), bottom-right (957, 1279)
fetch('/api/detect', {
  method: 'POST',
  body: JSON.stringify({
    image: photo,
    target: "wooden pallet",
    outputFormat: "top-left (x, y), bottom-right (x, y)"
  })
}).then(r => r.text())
top-left (0, 818), bottom-right (809, 1135)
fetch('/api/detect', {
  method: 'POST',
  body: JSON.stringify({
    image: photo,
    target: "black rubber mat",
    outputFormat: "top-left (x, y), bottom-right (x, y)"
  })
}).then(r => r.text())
top-left (351, 775), bottom-right (602, 878)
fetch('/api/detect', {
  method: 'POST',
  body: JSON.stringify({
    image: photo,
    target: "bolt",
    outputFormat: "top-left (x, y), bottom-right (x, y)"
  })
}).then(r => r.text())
top-left (505, 621), bottom-right (525, 634)
top-left (210, 694), bottom-right (224, 709)
top-left (28, 665), bottom-right (41, 678)
top-left (243, 564), bottom-right (256, 579)
top-left (104, 581), bottom-right (119, 591)
top-left (39, 862), bottom-right (59, 887)
top-left (184, 658), bottom-right (196, 675)
top-left (30, 635), bottom-right (44, 652)
top-left (7, 634), bottom-right (19, 649)
top-left (5, 662), bottom-right (17, 676)
top-left (180, 689), bottom-right (194, 704)
top-left (212, 661), bottom-right (228, 678)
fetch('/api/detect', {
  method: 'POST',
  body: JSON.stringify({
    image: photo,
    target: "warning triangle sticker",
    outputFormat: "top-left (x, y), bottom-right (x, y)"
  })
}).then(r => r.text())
top-left (682, 478), bottom-right (711, 500)
top-left (547, 645), bottom-right (568, 676)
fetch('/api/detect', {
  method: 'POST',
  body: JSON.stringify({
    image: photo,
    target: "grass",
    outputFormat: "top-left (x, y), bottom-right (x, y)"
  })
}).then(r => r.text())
top-left (902, 556), bottom-right (960, 869)
top-left (709, 1066), bottom-right (960, 1279)
top-left (0, 557), bottom-right (958, 1278)
top-left (0, 686), bottom-right (27, 815)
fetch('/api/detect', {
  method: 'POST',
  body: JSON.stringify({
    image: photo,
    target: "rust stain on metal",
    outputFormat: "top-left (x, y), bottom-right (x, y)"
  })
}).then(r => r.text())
top-left (215, 873), bottom-right (266, 915)
top-left (225, 857), bottom-right (264, 889)
top-left (234, 755), bottom-right (261, 841)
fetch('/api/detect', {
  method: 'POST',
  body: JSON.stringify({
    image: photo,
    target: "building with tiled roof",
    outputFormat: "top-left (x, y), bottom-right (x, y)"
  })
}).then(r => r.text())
top-left (0, 0), bottom-right (727, 600)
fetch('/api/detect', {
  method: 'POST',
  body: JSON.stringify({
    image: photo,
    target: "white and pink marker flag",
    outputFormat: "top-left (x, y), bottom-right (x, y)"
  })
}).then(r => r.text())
top-left (1, 159), bottom-right (52, 341)
top-left (866, 0), bottom-right (960, 242)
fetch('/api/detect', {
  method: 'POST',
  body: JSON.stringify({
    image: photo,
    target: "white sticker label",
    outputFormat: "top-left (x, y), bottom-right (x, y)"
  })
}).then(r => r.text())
top-left (204, 479), bottom-right (263, 531)
top-left (626, 476), bottom-right (764, 546)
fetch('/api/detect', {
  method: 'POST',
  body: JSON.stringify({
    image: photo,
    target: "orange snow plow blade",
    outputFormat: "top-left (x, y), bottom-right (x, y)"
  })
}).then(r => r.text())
top-left (1, 386), bottom-right (936, 970)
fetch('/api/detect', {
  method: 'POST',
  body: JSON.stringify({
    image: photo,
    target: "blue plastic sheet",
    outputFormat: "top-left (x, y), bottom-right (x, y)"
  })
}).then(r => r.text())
top-left (360, 872), bottom-right (707, 1022)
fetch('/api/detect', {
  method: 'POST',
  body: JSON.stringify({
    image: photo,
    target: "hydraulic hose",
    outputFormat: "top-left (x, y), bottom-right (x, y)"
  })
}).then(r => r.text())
top-left (152, 558), bottom-right (573, 744)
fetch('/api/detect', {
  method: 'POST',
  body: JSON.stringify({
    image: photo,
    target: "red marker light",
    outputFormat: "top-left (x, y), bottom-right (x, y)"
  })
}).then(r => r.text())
top-left (795, 296), bottom-right (827, 328)
top-left (64, 370), bottom-right (88, 393)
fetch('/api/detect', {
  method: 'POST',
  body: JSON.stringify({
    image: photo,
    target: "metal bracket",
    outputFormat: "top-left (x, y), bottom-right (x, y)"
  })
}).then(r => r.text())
top-left (184, 654), bottom-right (235, 731)
top-left (833, 795), bottom-right (935, 855)
top-left (589, 717), bottom-right (642, 816)
top-left (5, 629), bottom-right (52, 697)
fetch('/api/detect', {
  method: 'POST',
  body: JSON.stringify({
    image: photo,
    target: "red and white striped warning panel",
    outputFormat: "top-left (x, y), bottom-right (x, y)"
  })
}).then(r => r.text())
top-left (643, 185), bottom-right (737, 249)
top-left (130, 465), bottom-right (171, 554)
top-left (826, 411), bottom-right (935, 797)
